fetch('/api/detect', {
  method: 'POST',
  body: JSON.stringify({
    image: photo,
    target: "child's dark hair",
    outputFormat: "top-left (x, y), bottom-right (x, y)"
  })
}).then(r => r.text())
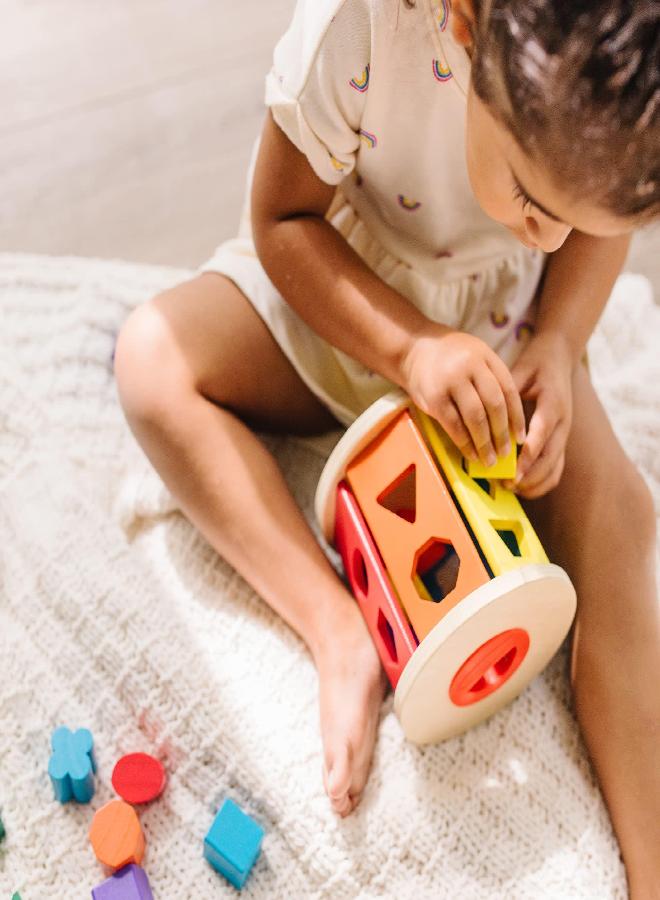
top-left (470, 0), bottom-right (659, 222)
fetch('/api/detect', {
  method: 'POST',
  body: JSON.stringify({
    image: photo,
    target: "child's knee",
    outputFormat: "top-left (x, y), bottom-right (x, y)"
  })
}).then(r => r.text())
top-left (114, 294), bottom-right (189, 427)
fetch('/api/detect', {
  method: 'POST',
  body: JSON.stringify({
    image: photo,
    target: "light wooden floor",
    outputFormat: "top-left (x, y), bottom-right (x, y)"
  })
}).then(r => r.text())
top-left (1, 0), bottom-right (658, 293)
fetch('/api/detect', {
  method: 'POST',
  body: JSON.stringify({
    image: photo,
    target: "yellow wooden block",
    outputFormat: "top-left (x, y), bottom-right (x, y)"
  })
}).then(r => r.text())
top-left (417, 411), bottom-right (548, 575)
top-left (466, 434), bottom-right (517, 480)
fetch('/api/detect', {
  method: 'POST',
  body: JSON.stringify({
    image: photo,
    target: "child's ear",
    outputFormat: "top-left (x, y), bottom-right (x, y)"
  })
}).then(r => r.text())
top-left (450, 0), bottom-right (476, 49)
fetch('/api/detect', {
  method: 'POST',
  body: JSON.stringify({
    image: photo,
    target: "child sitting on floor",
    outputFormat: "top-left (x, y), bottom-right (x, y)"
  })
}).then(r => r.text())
top-left (114, 0), bottom-right (660, 893)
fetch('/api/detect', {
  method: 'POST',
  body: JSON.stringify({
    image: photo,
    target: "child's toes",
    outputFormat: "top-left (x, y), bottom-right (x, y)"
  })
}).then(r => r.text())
top-left (347, 790), bottom-right (363, 813)
top-left (334, 794), bottom-right (354, 817)
top-left (324, 743), bottom-right (353, 805)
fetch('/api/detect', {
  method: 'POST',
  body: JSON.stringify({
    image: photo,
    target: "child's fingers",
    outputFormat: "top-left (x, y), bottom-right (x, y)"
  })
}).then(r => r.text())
top-left (516, 424), bottom-right (565, 494)
top-left (452, 382), bottom-right (496, 467)
top-left (487, 356), bottom-right (526, 444)
top-left (517, 451), bottom-right (565, 499)
top-left (471, 368), bottom-right (510, 458)
top-left (516, 402), bottom-right (555, 483)
top-left (435, 397), bottom-right (479, 460)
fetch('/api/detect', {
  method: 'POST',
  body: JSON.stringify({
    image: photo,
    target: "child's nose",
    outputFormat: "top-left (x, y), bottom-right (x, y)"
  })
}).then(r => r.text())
top-left (524, 215), bottom-right (572, 253)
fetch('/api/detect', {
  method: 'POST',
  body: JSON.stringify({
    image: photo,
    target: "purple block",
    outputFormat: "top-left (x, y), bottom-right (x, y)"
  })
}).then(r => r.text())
top-left (91, 864), bottom-right (153, 900)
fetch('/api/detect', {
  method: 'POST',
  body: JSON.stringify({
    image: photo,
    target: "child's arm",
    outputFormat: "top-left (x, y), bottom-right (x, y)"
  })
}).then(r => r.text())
top-left (508, 230), bottom-right (632, 498)
top-left (252, 111), bottom-right (526, 465)
top-left (535, 230), bottom-right (631, 364)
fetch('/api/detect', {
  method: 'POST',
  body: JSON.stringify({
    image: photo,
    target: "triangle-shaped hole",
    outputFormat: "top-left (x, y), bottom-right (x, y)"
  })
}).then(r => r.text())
top-left (377, 464), bottom-right (416, 523)
top-left (461, 459), bottom-right (495, 497)
top-left (473, 477), bottom-right (493, 496)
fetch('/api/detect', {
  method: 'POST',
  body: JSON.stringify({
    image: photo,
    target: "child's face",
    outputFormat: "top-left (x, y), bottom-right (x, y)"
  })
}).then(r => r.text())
top-left (464, 85), bottom-right (636, 252)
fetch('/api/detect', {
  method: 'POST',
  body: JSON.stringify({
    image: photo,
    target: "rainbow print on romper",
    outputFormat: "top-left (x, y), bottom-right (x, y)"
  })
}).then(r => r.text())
top-left (515, 320), bottom-right (535, 341)
top-left (359, 128), bottom-right (377, 148)
top-left (490, 311), bottom-right (510, 328)
top-left (328, 152), bottom-right (346, 173)
top-left (349, 64), bottom-right (370, 92)
top-left (435, 0), bottom-right (451, 32)
top-left (397, 195), bottom-right (422, 211)
top-left (432, 57), bottom-right (452, 82)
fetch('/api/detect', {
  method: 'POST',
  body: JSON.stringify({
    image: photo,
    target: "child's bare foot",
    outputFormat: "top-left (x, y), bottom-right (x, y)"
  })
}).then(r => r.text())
top-left (314, 601), bottom-right (388, 817)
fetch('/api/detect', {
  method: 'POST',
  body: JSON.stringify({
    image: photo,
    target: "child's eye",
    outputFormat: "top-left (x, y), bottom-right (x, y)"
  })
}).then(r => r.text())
top-left (511, 181), bottom-right (533, 213)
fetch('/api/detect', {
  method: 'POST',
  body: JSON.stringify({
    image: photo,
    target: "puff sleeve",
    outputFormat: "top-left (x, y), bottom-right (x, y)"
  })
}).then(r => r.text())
top-left (264, 0), bottom-right (372, 185)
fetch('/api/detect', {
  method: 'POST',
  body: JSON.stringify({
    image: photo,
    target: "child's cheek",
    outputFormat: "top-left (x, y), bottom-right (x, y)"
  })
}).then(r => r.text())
top-left (465, 141), bottom-right (512, 227)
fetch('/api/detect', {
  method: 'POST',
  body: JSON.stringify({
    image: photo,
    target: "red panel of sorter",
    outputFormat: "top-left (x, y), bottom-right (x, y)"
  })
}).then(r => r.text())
top-left (335, 481), bottom-right (417, 689)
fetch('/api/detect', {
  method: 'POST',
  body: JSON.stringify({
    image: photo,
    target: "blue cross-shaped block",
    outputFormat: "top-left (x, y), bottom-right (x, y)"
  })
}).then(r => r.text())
top-left (48, 726), bottom-right (96, 803)
top-left (204, 798), bottom-right (264, 889)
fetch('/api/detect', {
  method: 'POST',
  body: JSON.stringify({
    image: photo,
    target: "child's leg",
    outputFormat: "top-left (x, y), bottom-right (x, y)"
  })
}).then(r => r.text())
top-left (522, 364), bottom-right (660, 898)
top-left (114, 273), bottom-right (387, 816)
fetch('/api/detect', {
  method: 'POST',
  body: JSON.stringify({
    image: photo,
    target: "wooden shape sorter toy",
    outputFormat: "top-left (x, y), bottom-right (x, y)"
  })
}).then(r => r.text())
top-left (345, 409), bottom-right (492, 641)
top-left (315, 390), bottom-right (577, 745)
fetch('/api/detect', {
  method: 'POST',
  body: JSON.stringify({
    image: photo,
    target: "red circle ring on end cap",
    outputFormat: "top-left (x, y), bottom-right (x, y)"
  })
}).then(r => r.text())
top-left (111, 752), bottom-right (166, 804)
top-left (449, 628), bottom-right (530, 707)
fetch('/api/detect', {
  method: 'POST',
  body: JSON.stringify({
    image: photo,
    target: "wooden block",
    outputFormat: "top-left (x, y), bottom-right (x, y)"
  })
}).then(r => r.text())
top-left (347, 411), bottom-right (491, 641)
top-left (466, 433), bottom-right (517, 480)
top-left (89, 800), bottom-right (145, 871)
top-left (335, 481), bottom-right (417, 688)
top-left (418, 412), bottom-right (548, 575)
top-left (204, 798), bottom-right (264, 890)
top-left (112, 753), bottom-right (166, 804)
top-left (48, 726), bottom-right (96, 804)
top-left (91, 863), bottom-right (154, 899)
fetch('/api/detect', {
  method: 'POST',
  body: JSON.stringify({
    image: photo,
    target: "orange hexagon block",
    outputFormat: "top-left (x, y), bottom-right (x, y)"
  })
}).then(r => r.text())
top-left (89, 799), bottom-right (145, 871)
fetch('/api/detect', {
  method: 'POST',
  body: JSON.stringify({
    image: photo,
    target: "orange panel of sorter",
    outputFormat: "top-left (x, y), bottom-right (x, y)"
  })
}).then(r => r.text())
top-left (346, 411), bottom-right (490, 641)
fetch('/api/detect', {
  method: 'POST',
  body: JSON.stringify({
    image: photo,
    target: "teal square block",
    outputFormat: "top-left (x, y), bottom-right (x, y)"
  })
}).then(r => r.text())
top-left (203, 798), bottom-right (264, 889)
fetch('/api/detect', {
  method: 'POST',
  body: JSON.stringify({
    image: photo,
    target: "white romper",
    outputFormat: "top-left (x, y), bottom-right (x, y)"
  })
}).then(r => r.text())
top-left (199, 0), bottom-right (546, 426)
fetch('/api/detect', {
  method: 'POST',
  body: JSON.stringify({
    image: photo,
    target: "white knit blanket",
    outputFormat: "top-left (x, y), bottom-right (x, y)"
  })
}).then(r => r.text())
top-left (0, 253), bottom-right (658, 899)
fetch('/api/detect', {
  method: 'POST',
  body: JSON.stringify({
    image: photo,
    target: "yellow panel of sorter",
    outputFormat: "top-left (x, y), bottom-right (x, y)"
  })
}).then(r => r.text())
top-left (416, 410), bottom-right (548, 575)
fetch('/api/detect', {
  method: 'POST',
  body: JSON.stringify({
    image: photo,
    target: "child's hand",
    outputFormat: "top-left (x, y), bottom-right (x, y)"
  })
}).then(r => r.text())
top-left (402, 324), bottom-right (526, 467)
top-left (504, 332), bottom-right (574, 498)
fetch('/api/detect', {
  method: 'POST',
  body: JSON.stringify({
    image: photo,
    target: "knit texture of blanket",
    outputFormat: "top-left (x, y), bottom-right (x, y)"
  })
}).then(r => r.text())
top-left (0, 253), bottom-right (658, 899)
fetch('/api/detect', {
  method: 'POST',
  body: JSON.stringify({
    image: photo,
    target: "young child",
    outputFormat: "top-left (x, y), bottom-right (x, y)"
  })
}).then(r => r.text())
top-left (114, 0), bottom-right (659, 893)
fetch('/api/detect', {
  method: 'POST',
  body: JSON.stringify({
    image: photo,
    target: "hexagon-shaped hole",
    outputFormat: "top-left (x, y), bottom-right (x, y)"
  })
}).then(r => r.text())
top-left (413, 538), bottom-right (460, 603)
top-left (377, 464), bottom-right (416, 523)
